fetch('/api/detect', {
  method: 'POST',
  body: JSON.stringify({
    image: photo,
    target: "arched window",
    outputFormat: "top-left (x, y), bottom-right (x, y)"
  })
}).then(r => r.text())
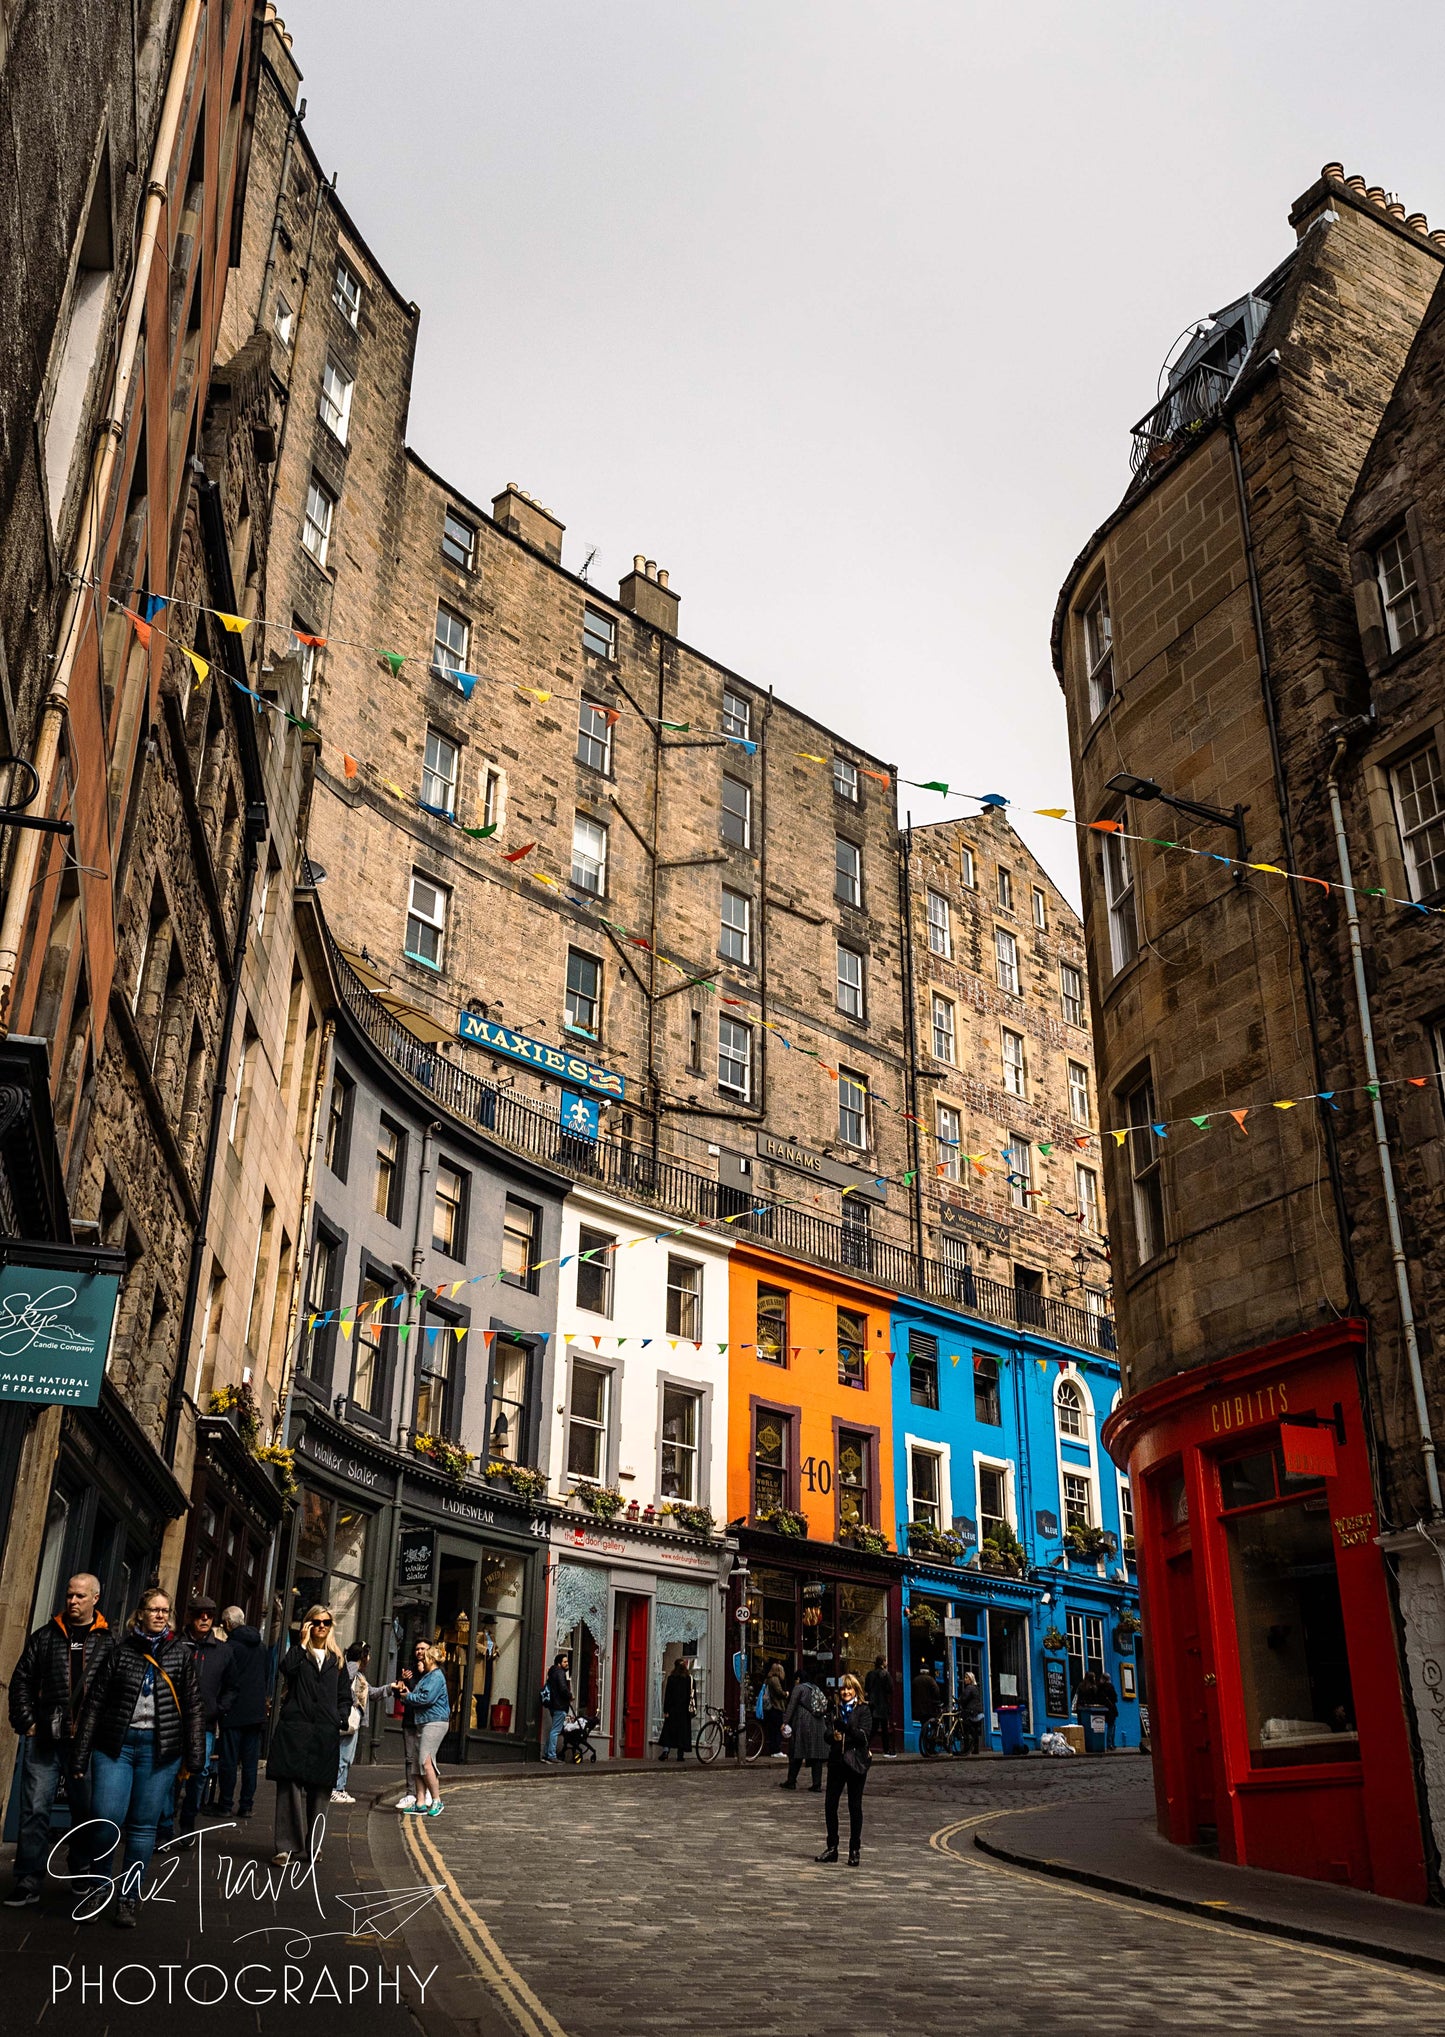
top-left (1056, 1379), bottom-right (1086, 1438)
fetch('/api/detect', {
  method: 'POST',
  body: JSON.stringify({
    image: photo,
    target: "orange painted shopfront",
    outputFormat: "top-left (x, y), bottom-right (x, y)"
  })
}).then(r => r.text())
top-left (726, 1244), bottom-right (902, 1722)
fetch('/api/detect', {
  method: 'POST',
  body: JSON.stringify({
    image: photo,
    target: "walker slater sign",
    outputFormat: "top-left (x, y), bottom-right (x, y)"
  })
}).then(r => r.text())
top-left (396, 1526), bottom-right (436, 1592)
top-left (755, 1131), bottom-right (886, 1202)
top-left (457, 1012), bottom-right (625, 1098)
top-left (0, 1261), bottom-right (120, 1406)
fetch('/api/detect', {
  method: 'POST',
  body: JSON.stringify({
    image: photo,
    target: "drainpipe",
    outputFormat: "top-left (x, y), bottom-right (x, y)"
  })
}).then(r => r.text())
top-left (395, 1120), bottom-right (440, 1448)
top-left (898, 815), bottom-right (924, 1264)
top-left (1325, 734), bottom-right (1442, 1518)
top-left (0, 0), bottom-right (204, 1029)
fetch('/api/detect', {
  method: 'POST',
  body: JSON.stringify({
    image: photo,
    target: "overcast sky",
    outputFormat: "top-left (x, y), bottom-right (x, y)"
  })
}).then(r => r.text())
top-left (281, 0), bottom-right (1445, 905)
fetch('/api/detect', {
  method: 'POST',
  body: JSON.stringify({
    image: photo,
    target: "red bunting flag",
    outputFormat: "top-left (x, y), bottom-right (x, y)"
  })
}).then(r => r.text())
top-left (503, 842), bottom-right (536, 863)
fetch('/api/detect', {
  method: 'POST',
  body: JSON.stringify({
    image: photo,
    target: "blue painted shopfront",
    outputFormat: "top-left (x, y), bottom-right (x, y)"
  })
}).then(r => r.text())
top-left (889, 1296), bottom-right (1141, 1753)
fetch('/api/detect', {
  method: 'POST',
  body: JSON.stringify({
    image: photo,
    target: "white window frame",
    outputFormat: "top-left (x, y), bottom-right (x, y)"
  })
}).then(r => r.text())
top-left (973, 1452), bottom-right (1015, 1540)
top-left (1068, 1059), bottom-right (1091, 1126)
top-left (1083, 578), bottom-right (1115, 719)
top-left (833, 756), bottom-right (859, 802)
top-left (583, 607), bottom-right (616, 660)
top-left (906, 1436), bottom-right (951, 1527)
top-left (566, 1359), bottom-right (612, 1484)
top-left (1062, 1471), bottom-right (1094, 1532)
top-left (995, 926), bottom-right (1020, 995)
top-left (1392, 742), bottom-right (1445, 902)
top-left (721, 775), bottom-right (751, 848)
top-left (838, 1071), bottom-right (868, 1150)
top-left (718, 1014), bottom-right (752, 1097)
top-left (997, 866), bottom-right (1013, 912)
top-left (961, 845), bottom-right (976, 888)
top-left (432, 602), bottom-right (470, 679)
top-left (577, 698), bottom-right (614, 774)
top-left (1122, 1074), bottom-right (1165, 1264)
top-left (721, 689), bottom-right (751, 740)
top-left (1101, 818), bottom-right (1139, 974)
top-left (660, 1383), bottom-right (702, 1503)
top-left (936, 1102), bottom-right (961, 1181)
top-left (333, 258), bottom-right (361, 326)
top-left (405, 872), bottom-right (449, 970)
top-left (720, 888), bottom-right (751, 965)
top-left (1056, 1378), bottom-right (1086, 1438)
top-left (665, 1256), bottom-right (703, 1341)
top-left (319, 357), bottom-right (353, 443)
top-left (927, 889), bottom-right (951, 958)
top-left (1032, 886), bottom-right (1047, 930)
top-left (302, 477), bottom-right (334, 566)
top-left (931, 993), bottom-right (956, 1064)
top-left (274, 294), bottom-right (294, 347)
top-left (835, 837), bottom-right (862, 908)
top-left (421, 727), bottom-right (460, 815)
top-left (1005, 1136), bottom-right (1032, 1210)
top-left (1075, 1163), bottom-right (1100, 1233)
top-left (1060, 961), bottom-right (1086, 1028)
top-left (571, 813), bottom-right (608, 896)
top-left (1001, 1027), bottom-right (1026, 1098)
top-left (1376, 526), bottom-right (1426, 654)
top-left (565, 949), bottom-right (602, 1037)
top-left (442, 508), bottom-right (476, 571)
top-left (836, 942), bottom-right (865, 1019)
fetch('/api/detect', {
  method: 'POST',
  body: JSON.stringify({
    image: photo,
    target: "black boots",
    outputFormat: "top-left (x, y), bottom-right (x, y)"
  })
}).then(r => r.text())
top-left (815, 1845), bottom-right (838, 1863)
top-left (848, 1849), bottom-right (861, 1867)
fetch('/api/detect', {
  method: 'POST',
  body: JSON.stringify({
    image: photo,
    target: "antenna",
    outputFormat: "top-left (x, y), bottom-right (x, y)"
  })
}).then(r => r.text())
top-left (579, 546), bottom-right (597, 583)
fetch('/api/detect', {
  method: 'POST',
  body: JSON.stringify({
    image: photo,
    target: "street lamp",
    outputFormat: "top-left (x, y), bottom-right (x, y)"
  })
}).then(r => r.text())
top-left (729, 1556), bottom-right (752, 1765)
top-left (1105, 772), bottom-right (1248, 862)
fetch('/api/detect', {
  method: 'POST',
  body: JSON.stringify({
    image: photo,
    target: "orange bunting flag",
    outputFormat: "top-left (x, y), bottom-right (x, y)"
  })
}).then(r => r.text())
top-left (603, 708), bottom-right (621, 728)
top-left (216, 612), bottom-right (250, 635)
top-left (1229, 1109), bottom-right (1250, 1133)
top-left (294, 631), bottom-right (327, 648)
top-left (1409, 1076), bottom-right (1429, 1087)
top-left (503, 842), bottom-right (537, 863)
top-left (592, 1335), bottom-right (603, 1349)
top-left (1089, 819), bottom-right (1121, 833)
top-left (343, 755), bottom-right (359, 779)
top-left (482, 1330), bottom-right (496, 1348)
top-left (861, 769), bottom-right (891, 787)
top-left (123, 609), bottom-right (152, 649)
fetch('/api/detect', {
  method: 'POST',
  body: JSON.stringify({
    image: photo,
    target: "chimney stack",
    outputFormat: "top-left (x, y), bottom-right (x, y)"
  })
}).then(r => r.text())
top-left (618, 553), bottom-right (680, 634)
top-left (492, 484), bottom-right (565, 564)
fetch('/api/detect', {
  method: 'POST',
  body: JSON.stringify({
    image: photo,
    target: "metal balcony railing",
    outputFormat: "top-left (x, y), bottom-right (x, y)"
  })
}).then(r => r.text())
top-left (1129, 362), bottom-right (1234, 475)
top-left (328, 934), bottom-right (1116, 1356)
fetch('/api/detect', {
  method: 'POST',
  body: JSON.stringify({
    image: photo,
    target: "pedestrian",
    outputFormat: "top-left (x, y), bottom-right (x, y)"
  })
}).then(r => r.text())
top-left (958, 1670), bottom-right (985, 1756)
top-left (912, 1661), bottom-right (942, 1753)
top-left (215, 1605), bottom-right (267, 1820)
top-left (267, 1606), bottom-right (351, 1865)
top-left (4, 1572), bottom-right (114, 1907)
top-left (541, 1650), bottom-right (572, 1763)
top-left (1094, 1668), bottom-right (1120, 1751)
top-left (762, 1659), bottom-right (789, 1758)
top-left (658, 1656), bottom-right (695, 1761)
top-left (779, 1673), bottom-right (829, 1792)
top-left (177, 1596), bottom-right (229, 1832)
top-left (815, 1672), bottom-right (872, 1866)
top-left (71, 1586), bottom-right (204, 1928)
top-left (394, 1641), bottom-right (449, 1813)
top-left (863, 1655), bottom-right (895, 1758)
top-left (334, 1643), bottom-right (372, 1802)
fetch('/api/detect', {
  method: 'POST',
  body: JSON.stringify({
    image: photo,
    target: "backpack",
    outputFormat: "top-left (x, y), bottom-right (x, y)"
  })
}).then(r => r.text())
top-left (804, 1684), bottom-right (828, 1718)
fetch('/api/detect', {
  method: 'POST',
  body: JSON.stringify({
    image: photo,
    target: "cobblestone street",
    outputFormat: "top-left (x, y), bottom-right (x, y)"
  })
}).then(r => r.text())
top-left (389, 1761), bottom-right (1445, 2037)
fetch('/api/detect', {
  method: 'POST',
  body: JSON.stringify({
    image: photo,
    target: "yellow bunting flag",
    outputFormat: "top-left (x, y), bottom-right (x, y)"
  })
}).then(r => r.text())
top-left (518, 687), bottom-right (552, 705)
top-left (382, 780), bottom-right (405, 799)
top-left (184, 649), bottom-right (209, 688)
top-left (1035, 807), bottom-right (1069, 819)
top-left (1112, 1129), bottom-right (1129, 1146)
top-left (1272, 1099), bottom-right (1296, 1110)
top-left (1249, 863), bottom-right (1285, 875)
top-left (216, 612), bottom-right (250, 634)
top-left (797, 752), bottom-right (826, 763)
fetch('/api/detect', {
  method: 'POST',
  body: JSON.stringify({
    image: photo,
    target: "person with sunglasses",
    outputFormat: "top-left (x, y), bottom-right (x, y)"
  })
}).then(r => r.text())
top-left (266, 1606), bottom-right (351, 1867)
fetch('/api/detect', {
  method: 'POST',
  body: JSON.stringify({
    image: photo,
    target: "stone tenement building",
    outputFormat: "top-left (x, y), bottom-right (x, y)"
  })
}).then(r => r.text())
top-left (226, 13), bottom-right (1108, 1328)
top-left (0, 0), bottom-right (272, 1803)
top-left (1054, 166), bottom-right (1445, 1901)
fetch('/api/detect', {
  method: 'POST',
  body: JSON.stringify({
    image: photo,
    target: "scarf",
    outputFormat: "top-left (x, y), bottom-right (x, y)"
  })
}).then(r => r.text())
top-left (134, 1627), bottom-right (173, 1700)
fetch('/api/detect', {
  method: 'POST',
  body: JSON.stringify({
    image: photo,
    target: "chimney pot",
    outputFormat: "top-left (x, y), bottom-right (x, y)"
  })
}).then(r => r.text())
top-left (634, 554), bottom-right (646, 573)
top-left (491, 484), bottom-right (565, 564)
top-left (1431, 231), bottom-right (1445, 248)
top-left (645, 560), bottom-right (657, 580)
top-left (1345, 175), bottom-right (1368, 194)
top-left (1321, 161), bottom-right (1344, 183)
top-left (1407, 213), bottom-right (1429, 234)
top-left (657, 569), bottom-right (669, 589)
top-left (1367, 186), bottom-right (1387, 206)
top-left (1387, 197), bottom-right (1407, 220)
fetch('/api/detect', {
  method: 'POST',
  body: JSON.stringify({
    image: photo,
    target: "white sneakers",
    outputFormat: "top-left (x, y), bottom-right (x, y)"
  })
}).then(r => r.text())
top-left (396, 1794), bottom-right (417, 1811)
top-left (331, 1790), bottom-right (355, 1804)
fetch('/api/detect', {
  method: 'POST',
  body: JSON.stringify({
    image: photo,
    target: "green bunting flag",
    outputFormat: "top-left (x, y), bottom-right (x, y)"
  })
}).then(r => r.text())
top-left (380, 651), bottom-right (405, 676)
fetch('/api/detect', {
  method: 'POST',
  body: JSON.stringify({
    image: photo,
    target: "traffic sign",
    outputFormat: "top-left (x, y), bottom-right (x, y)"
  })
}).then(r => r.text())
top-left (735, 1605), bottom-right (752, 1623)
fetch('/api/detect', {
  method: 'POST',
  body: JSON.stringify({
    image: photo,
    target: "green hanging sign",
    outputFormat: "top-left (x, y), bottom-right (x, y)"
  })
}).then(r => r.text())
top-left (0, 1260), bottom-right (122, 1407)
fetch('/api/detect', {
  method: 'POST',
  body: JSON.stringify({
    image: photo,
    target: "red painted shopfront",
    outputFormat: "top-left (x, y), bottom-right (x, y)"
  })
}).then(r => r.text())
top-left (1103, 1322), bottom-right (1427, 1901)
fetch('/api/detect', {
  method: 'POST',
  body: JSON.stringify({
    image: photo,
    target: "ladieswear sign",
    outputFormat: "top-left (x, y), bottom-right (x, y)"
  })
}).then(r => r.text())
top-left (0, 1262), bottom-right (120, 1405)
top-left (457, 1012), bottom-right (625, 1099)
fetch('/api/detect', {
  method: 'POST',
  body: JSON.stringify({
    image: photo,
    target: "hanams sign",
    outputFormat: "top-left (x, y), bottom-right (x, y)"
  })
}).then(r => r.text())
top-left (0, 1261), bottom-right (120, 1406)
top-left (457, 1012), bottom-right (625, 1098)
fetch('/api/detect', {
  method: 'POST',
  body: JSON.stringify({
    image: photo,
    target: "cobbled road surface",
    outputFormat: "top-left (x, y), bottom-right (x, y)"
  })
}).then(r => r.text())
top-left (395, 1758), bottom-right (1445, 2037)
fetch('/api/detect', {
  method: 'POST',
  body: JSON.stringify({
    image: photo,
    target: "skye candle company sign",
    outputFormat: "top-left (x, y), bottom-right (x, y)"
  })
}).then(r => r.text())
top-left (0, 1262), bottom-right (121, 1406)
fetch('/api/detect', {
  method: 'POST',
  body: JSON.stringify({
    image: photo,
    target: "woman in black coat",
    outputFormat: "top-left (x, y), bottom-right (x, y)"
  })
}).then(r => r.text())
top-left (657, 1658), bottom-right (695, 1761)
top-left (816, 1672), bottom-right (872, 1867)
top-left (267, 1606), bottom-right (351, 1865)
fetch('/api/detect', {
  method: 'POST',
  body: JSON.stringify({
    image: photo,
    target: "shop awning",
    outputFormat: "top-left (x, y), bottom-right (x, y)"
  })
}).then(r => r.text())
top-left (376, 991), bottom-right (453, 1046)
top-left (338, 944), bottom-right (390, 993)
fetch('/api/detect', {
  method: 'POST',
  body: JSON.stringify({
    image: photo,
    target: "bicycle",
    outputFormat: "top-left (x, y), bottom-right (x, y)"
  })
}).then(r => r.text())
top-left (920, 1706), bottom-right (966, 1758)
top-left (694, 1704), bottom-right (766, 1764)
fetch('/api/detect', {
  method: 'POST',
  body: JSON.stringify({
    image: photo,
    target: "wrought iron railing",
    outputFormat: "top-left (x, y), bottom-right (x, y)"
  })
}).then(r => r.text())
top-left (328, 934), bottom-right (1116, 1355)
top-left (1129, 362), bottom-right (1234, 475)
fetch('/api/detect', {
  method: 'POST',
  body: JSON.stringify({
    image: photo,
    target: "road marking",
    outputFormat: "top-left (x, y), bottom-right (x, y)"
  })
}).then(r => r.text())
top-left (931, 1813), bottom-right (1445, 1994)
top-left (402, 1808), bottom-right (571, 2037)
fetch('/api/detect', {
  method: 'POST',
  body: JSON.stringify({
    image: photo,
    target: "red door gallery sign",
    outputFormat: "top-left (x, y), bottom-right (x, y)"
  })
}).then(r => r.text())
top-left (1280, 1420), bottom-right (1338, 1480)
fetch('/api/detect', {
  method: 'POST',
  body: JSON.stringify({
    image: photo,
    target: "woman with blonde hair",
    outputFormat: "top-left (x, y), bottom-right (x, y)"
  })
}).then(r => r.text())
top-left (266, 1606), bottom-right (350, 1865)
top-left (816, 1671), bottom-right (873, 1867)
top-left (391, 1638), bottom-right (450, 1816)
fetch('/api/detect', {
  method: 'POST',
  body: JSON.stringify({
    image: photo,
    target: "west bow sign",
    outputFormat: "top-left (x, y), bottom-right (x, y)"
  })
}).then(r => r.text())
top-left (0, 1260), bottom-right (121, 1406)
top-left (457, 1013), bottom-right (625, 1099)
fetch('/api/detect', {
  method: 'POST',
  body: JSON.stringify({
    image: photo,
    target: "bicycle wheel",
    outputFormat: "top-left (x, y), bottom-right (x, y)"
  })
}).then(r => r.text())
top-left (948, 1719), bottom-right (966, 1758)
top-left (744, 1716), bottom-right (766, 1761)
top-left (920, 1719), bottom-right (940, 1758)
top-left (695, 1717), bottom-right (725, 1765)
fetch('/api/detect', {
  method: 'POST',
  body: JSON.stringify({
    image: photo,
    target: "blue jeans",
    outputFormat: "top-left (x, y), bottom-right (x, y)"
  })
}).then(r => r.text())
top-left (89, 1731), bottom-right (183, 1887)
top-left (13, 1738), bottom-right (94, 1886)
top-left (178, 1728), bottom-right (215, 1833)
top-left (545, 1707), bottom-right (568, 1760)
top-left (336, 1729), bottom-right (359, 1793)
top-left (219, 1724), bottom-right (262, 1814)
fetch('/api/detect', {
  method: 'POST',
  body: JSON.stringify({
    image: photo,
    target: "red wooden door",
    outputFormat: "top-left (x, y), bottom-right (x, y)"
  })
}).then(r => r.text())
top-left (621, 1597), bottom-right (650, 1758)
top-left (1166, 1550), bottom-right (1216, 1835)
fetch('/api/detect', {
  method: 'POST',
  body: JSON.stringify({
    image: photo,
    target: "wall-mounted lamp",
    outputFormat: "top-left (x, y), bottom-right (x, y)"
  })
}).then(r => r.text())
top-left (1106, 772), bottom-right (1248, 862)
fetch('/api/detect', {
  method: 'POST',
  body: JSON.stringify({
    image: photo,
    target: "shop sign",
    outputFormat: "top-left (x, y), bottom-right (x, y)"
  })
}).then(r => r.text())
top-left (301, 1438), bottom-right (381, 1489)
top-left (458, 1012), bottom-right (625, 1099)
top-left (561, 1091), bottom-right (600, 1142)
top-left (943, 1616), bottom-right (963, 1638)
top-left (396, 1526), bottom-right (436, 1592)
top-left (0, 1263), bottom-right (120, 1407)
top-left (437, 1493), bottom-right (549, 1536)
top-left (951, 1515), bottom-right (979, 1548)
top-left (1282, 1421), bottom-right (1338, 1479)
top-left (1045, 1660), bottom-right (1070, 1718)
top-left (1207, 1379), bottom-right (1289, 1435)
top-left (755, 1131), bottom-right (886, 1203)
top-left (1035, 1510), bottom-right (1059, 1540)
top-left (938, 1205), bottom-right (1011, 1249)
top-left (1334, 1510), bottom-right (1374, 1549)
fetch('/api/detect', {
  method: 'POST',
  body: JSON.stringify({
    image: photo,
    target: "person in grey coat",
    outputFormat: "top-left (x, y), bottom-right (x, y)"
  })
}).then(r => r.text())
top-left (779, 1674), bottom-right (830, 1792)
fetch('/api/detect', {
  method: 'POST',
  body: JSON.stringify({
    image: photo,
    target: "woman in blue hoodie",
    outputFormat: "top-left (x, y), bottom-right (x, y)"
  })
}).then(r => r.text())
top-left (392, 1641), bottom-right (450, 1815)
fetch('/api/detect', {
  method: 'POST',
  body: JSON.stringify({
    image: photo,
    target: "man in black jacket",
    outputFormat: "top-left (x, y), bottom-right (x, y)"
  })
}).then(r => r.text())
top-left (177, 1597), bottom-right (230, 1832)
top-left (542, 1652), bottom-right (572, 1762)
top-left (4, 1573), bottom-right (114, 1905)
top-left (863, 1656), bottom-right (895, 1758)
top-left (217, 1606), bottom-right (269, 1819)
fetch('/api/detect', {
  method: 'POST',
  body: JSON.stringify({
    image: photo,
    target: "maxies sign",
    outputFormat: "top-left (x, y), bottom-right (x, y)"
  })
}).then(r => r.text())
top-left (457, 1012), bottom-right (625, 1099)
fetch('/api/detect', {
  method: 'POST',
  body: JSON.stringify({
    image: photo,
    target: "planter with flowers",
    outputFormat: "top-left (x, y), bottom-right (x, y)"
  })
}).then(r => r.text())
top-left (840, 1522), bottom-right (890, 1555)
top-left (1064, 1523), bottom-right (1110, 1563)
top-left (1114, 1609), bottom-right (1142, 1652)
top-left (208, 1381), bottom-right (261, 1449)
top-left (413, 1433), bottom-right (474, 1486)
top-left (255, 1443), bottom-right (298, 1504)
top-left (906, 1600), bottom-right (942, 1632)
top-left (1040, 1625), bottom-right (1068, 1655)
top-left (979, 1523), bottom-right (1028, 1577)
top-left (908, 1520), bottom-right (966, 1563)
top-left (661, 1501), bottom-right (715, 1536)
top-left (485, 1460), bottom-right (549, 1506)
top-left (757, 1505), bottom-right (808, 1538)
top-left (574, 1482), bottom-right (626, 1520)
